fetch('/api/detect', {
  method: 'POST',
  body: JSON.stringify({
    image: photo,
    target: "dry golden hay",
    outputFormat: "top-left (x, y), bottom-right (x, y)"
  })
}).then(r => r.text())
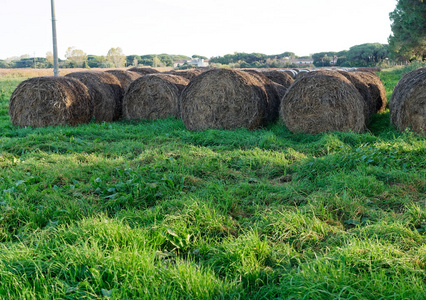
top-left (65, 71), bottom-right (124, 122)
top-left (352, 71), bottom-right (387, 113)
top-left (338, 71), bottom-right (374, 125)
top-left (243, 69), bottom-right (281, 123)
top-left (9, 76), bottom-right (93, 127)
top-left (167, 69), bottom-right (204, 80)
top-left (390, 67), bottom-right (426, 135)
top-left (123, 73), bottom-right (189, 120)
top-left (127, 67), bottom-right (159, 75)
top-left (280, 70), bottom-right (366, 134)
top-left (180, 68), bottom-right (269, 131)
top-left (105, 70), bottom-right (142, 91)
top-left (262, 70), bottom-right (294, 89)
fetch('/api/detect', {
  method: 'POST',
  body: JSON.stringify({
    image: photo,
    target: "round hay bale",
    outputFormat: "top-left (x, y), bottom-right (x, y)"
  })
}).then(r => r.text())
top-left (65, 71), bottom-right (124, 122)
top-left (123, 73), bottom-right (189, 120)
top-left (181, 68), bottom-right (269, 130)
top-left (295, 69), bottom-right (310, 79)
top-left (353, 71), bottom-right (387, 113)
top-left (281, 69), bottom-right (297, 78)
top-left (338, 71), bottom-right (374, 124)
top-left (280, 70), bottom-right (366, 134)
top-left (128, 67), bottom-right (159, 75)
top-left (167, 69), bottom-right (204, 80)
top-left (105, 70), bottom-right (142, 91)
top-left (390, 67), bottom-right (426, 135)
top-left (262, 70), bottom-right (294, 88)
top-left (243, 69), bottom-right (281, 123)
top-left (9, 76), bottom-right (92, 127)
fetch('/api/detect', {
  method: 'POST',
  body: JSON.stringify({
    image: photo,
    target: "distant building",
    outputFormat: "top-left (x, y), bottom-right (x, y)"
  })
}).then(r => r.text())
top-left (174, 58), bottom-right (209, 68)
top-left (290, 58), bottom-right (314, 65)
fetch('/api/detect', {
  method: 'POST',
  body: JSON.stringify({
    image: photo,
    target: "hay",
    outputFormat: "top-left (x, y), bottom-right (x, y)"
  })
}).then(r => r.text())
top-left (127, 67), bottom-right (159, 75)
top-left (338, 71), bottom-right (374, 124)
top-left (262, 70), bottom-right (294, 88)
top-left (123, 73), bottom-right (189, 120)
top-left (390, 67), bottom-right (426, 135)
top-left (280, 70), bottom-right (366, 134)
top-left (9, 76), bottom-right (92, 127)
top-left (180, 68), bottom-right (268, 130)
top-left (167, 69), bottom-right (204, 80)
top-left (65, 71), bottom-right (124, 121)
top-left (353, 71), bottom-right (387, 113)
top-left (244, 70), bottom-right (281, 123)
top-left (105, 70), bottom-right (142, 91)
top-left (281, 69), bottom-right (297, 78)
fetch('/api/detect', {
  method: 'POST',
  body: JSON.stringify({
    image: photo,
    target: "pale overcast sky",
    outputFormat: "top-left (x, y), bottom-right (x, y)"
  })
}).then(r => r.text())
top-left (0, 0), bottom-right (397, 60)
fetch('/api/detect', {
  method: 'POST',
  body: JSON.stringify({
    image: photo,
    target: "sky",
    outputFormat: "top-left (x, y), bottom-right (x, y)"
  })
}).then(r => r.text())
top-left (0, 0), bottom-right (397, 60)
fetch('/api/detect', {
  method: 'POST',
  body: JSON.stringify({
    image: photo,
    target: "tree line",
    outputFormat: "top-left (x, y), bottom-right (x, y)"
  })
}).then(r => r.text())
top-left (0, 47), bottom-right (193, 69)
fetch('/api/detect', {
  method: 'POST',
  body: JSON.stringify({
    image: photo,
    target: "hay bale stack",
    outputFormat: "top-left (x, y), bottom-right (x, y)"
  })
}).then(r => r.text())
top-left (65, 71), bottom-right (124, 121)
top-left (128, 67), bottom-right (159, 75)
top-left (123, 73), bottom-right (189, 120)
top-left (244, 70), bottom-right (281, 123)
top-left (9, 77), bottom-right (92, 127)
top-left (390, 68), bottom-right (426, 135)
top-left (338, 71), bottom-right (375, 124)
top-left (180, 68), bottom-right (269, 130)
top-left (105, 70), bottom-right (142, 91)
top-left (280, 70), bottom-right (366, 134)
top-left (167, 69), bottom-right (204, 80)
top-left (353, 71), bottom-right (387, 113)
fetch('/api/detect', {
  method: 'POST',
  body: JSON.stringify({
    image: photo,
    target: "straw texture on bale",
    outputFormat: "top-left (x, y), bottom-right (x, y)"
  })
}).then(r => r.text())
top-left (128, 67), bottom-right (159, 75)
top-left (262, 70), bottom-right (294, 88)
top-left (167, 69), bottom-right (204, 80)
top-left (281, 69), bottom-right (297, 78)
top-left (244, 70), bottom-right (281, 123)
top-left (390, 67), bottom-right (426, 135)
top-left (9, 76), bottom-right (92, 127)
top-left (353, 71), bottom-right (387, 113)
top-left (338, 71), bottom-right (375, 124)
top-left (105, 70), bottom-right (142, 91)
top-left (123, 73), bottom-right (189, 120)
top-left (180, 68), bottom-right (268, 131)
top-left (65, 71), bottom-right (124, 121)
top-left (280, 71), bottom-right (366, 134)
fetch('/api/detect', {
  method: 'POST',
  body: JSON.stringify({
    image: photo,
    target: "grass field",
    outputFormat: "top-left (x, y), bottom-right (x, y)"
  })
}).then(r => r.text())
top-left (0, 65), bottom-right (425, 299)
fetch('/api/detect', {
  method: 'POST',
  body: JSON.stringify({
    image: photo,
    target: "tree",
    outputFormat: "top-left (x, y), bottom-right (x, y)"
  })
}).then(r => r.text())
top-left (312, 52), bottom-right (336, 67)
top-left (388, 0), bottom-right (426, 61)
top-left (107, 47), bottom-right (126, 68)
top-left (65, 47), bottom-right (87, 68)
top-left (126, 55), bottom-right (141, 67)
top-left (192, 54), bottom-right (207, 60)
top-left (346, 43), bottom-right (389, 66)
top-left (46, 51), bottom-right (54, 67)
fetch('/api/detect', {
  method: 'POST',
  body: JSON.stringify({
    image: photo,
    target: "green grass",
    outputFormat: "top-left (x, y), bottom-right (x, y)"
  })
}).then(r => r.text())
top-left (0, 66), bottom-right (425, 299)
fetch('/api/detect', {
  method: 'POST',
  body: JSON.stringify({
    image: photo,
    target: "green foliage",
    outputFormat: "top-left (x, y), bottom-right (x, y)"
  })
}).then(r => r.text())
top-left (0, 67), bottom-right (426, 298)
top-left (209, 52), bottom-right (297, 68)
top-left (312, 44), bottom-right (389, 67)
top-left (388, 0), bottom-right (426, 62)
top-left (192, 54), bottom-right (207, 60)
top-left (0, 60), bottom-right (10, 68)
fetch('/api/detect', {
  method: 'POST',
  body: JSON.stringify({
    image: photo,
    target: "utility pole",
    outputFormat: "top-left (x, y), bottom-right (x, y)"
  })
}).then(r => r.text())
top-left (51, 0), bottom-right (59, 76)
